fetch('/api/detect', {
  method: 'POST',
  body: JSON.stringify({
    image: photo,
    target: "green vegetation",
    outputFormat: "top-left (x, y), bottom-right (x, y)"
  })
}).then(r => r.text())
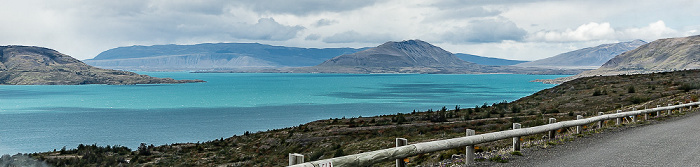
top-left (30, 70), bottom-right (700, 166)
top-left (510, 151), bottom-right (523, 156)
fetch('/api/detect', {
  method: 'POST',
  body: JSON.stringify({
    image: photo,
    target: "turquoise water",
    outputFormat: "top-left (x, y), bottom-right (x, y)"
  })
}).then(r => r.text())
top-left (0, 73), bottom-right (564, 154)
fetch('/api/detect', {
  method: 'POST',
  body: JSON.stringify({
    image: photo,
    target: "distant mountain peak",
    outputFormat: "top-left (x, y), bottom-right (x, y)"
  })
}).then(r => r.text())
top-left (379, 39), bottom-right (429, 47)
top-left (516, 40), bottom-right (647, 69)
top-left (318, 39), bottom-right (473, 68)
top-left (539, 35), bottom-right (700, 84)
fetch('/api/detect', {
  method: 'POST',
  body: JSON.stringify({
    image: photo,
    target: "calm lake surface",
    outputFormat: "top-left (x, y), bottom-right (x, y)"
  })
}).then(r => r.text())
top-left (0, 72), bottom-right (565, 155)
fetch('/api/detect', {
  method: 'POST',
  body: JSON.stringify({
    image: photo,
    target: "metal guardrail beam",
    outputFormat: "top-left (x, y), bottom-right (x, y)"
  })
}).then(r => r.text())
top-left (289, 101), bottom-right (700, 167)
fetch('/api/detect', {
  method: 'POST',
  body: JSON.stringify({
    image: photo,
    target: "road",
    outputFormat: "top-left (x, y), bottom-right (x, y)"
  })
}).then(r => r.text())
top-left (499, 111), bottom-right (700, 167)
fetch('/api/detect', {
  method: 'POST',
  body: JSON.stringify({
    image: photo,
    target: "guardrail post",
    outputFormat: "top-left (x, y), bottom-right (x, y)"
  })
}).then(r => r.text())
top-left (616, 110), bottom-right (622, 125)
top-left (512, 123), bottom-right (521, 151)
top-left (548, 118), bottom-right (557, 139)
top-left (668, 104), bottom-right (672, 115)
top-left (576, 115), bottom-right (584, 134)
top-left (690, 101), bottom-right (693, 111)
top-left (466, 129), bottom-right (475, 165)
top-left (598, 112), bottom-right (604, 129)
top-left (631, 108), bottom-right (637, 122)
top-left (289, 153), bottom-right (304, 165)
top-left (396, 138), bottom-right (407, 167)
top-left (644, 106), bottom-right (648, 120)
top-left (656, 105), bottom-right (661, 117)
top-left (679, 102), bottom-right (684, 113)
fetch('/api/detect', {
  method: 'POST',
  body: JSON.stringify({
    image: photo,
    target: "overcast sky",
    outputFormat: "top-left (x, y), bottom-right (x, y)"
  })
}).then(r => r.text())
top-left (1, 0), bottom-right (698, 60)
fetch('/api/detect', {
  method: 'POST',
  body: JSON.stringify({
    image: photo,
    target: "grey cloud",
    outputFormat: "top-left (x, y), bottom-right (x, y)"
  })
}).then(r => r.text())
top-left (322, 31), bottom-right (394, 43)
top-left (305, 34), bottom-right (321, 40)
top-left (423, 6), bottom-right (502, 23)
top-left (431, 0), bottom-right (555, 8)
top-left (229, 18), bottom-right (305, 41)
top-left (313, 19), bottom-right (338, 27)
top-left (63, 2), bottom-right (305, 42)
top-left (238, 0), bottom-right (378, 15)
top-left (442, 18), bottom-right (527, 43)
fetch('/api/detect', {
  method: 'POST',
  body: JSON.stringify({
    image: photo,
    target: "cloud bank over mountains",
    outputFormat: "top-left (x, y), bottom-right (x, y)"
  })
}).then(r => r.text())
top-left (0, 0), bottom-right (698, 60)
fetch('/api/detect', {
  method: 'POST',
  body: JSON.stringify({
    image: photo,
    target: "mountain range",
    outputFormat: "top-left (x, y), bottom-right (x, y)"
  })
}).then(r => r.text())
top-left (282, 40), bottom-right (579, 74)
top-left (516, 40), bottom-right (647, 69)
top-left (83, 43), bottom-right (367, 71)
top-left (0, 45), bottom-right (203, 85)
top-left (537, 35), bottom-right (700, 83)
top-left (83, 42), bottom-right (528, 71)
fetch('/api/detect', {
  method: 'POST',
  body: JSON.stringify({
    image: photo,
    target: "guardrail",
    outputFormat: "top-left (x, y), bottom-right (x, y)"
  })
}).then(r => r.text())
top-left (289, 101), bottom-right (699, 167)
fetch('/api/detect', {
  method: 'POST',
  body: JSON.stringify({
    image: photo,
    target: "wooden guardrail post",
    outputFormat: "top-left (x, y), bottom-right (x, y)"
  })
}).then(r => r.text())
top-left (690, 101), bottom-right (694, 111)
top-left (598, 112), bottom-right (604, 129)
top-left (289, 153), bottom-right (304, 165)
top-left (548, 118), bottom-right (557, 139)
top-left (616, 110), bottom-right (622, 125)
top-left (512, 123), bottom-right (521, 152)
top-left (644, 106), bottom-right (648, 120)
top-left (690, 101), bottom-right (693, 111)
top-left (395, 138), bottom-right (407, 167)
top-left (576, 115), bottom-right (584, 134)
top-left (466, 129), bottom-right (475, 165)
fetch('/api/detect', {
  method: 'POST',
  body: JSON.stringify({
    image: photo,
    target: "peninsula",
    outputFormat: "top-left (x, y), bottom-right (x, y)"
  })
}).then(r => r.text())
top-left (0, 45), bottom-right (204, 85)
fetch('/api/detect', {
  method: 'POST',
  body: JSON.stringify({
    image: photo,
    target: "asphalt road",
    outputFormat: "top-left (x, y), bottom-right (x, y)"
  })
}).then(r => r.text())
top-left (500, 111), bottom-right (700, 167)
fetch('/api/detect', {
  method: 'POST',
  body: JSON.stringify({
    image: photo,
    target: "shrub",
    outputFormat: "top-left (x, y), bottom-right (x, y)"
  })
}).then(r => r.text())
top-left (627, 96), bottom-right (649, 104)
top-left (679, 83), bottom-right (700, 92)
top-left (309, 150), bottom-right (325, 161)
top-left (628, 86), bottom-right (636, 93)
top-left (592, 89), bottom-right (602, 96)
top-left (333, 149), bottom-right (344, 157)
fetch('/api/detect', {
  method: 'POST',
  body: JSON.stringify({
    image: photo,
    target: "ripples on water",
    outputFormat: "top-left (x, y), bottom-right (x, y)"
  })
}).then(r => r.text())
top-left (0, 72), bottom-right (565, 154)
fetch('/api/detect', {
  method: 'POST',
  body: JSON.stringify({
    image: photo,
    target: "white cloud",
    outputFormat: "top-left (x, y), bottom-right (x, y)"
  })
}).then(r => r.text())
top-left (236, 0), bottom-right (378, 15)
top-left (322, 31), bottom-right (395, 43)
top-left (528, 20), bottom-right (689, 42)
top-left (442, 17), bottom-right (527, 43)
top-left (529, 22), bottom-right (615, 42)
top-left (617, 20), bottom-right (679, 41)
top-left (230, 18), bottom-right (305, 41)
top-left (0, 0), bottom-right (699, 61)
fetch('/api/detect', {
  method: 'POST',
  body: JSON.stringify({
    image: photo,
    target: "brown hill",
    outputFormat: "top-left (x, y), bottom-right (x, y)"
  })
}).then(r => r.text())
top-left (0, 45), bottom-right (204, 85)
top-left (538, 35), bottom-right (700, 84)
top-left (516, 40), bottom-right (646, 69)
top-left (318, 39), bottom-right (474, 68)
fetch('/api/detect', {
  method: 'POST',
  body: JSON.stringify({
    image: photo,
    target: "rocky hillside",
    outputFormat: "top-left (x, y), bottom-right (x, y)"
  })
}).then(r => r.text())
top-left (0, 45), bottom-right (203, 85)
top-left (596, 35), bottom-right (700, 73)
top-left (537, 35), bottom-right (700, 84)
top-left (83, 43), bottom-right (365, 71)
top-left (516, 40), bottom-right (646, 69)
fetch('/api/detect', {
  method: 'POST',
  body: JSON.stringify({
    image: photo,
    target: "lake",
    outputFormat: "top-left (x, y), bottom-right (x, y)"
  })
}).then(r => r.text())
top-left (0, 72), bottom-right (565, 155)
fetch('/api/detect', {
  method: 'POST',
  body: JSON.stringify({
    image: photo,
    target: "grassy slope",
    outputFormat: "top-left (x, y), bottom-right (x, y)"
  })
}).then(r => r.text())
top-left (30, 70), bottom-right (700, 166)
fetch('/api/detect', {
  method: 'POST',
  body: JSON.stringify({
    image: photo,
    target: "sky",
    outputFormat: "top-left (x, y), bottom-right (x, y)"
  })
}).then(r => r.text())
top-left (1, 0), bottom-right (698, 61)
